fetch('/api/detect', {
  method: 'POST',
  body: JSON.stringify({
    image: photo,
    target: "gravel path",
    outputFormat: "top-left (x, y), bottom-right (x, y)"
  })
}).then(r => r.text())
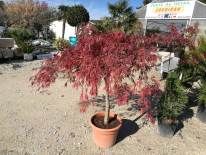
top-left (0, 59), bottom-right (205, 155)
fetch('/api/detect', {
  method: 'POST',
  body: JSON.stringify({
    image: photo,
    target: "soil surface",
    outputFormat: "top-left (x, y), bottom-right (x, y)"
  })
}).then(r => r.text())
top-left (0, 58), bottom-right (206, 155)
top-left (92, 116), bottom-right (120, 129)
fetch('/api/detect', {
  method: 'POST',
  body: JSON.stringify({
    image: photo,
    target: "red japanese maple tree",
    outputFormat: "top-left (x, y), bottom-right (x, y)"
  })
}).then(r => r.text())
top-left (30, 22), bottom-right (196, 125)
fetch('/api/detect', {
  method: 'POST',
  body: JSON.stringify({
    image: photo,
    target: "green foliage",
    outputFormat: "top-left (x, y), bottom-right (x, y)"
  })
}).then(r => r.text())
top-left (157, 71), bottom-right (188, 120)
top-left (126, 21), bottom-right (143, 36)
top-left (48, 29), bottom-right (56, 42)
top-left (18, 41), bottom-right (35, 54)
top-left (198, 0), bottom-right (206, 4)
top-left (5, 28), bottom-right (35, 46)
top-left (52, 37), bottom-right (70, 50)
top-left (56, 5), bottom-right (70, 39)
top-left (178, 36), bottom-right (206, 107)
top-left (66, 5), bottom-right (90, 31)
top-left (143, 0), bottom-right (152, 5)
top-left (107, 0), bottom-right (138, 33)
top-left (146, 26), bottom-right (160, 37)
top-left (99, 16), bottom-right (116, 32)
top-left (56, 5), bottom-right (70, 21)
top-left (197, 83), bottom-right (206, 106)
top-left (33, 6), bottom-right (57, 26)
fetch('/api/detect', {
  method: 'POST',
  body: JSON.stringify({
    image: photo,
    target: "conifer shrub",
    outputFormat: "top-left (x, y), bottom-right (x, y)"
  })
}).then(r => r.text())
top-left (157, 71), bottom-right (188, 120)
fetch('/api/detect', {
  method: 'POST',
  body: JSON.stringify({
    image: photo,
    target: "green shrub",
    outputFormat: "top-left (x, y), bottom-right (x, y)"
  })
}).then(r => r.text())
top-left (5, 28), bottom-right (35, 46)
top-left (18, 41), bottom-right (35, 54)
top-left (157, 71), bottom-right (188, 120)
top-left (52, 37), bottom-right (70, 50)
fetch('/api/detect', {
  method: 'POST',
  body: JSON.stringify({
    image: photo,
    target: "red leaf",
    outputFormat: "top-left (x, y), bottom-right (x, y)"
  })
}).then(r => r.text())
top-left (137, 139), bottom-right (141, 142)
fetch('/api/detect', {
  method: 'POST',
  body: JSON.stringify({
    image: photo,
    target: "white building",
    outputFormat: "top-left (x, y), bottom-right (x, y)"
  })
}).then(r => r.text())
top-left (135, 0), bottom-right (206, 35)
top-left (49, 19), bottom-right (76, 40)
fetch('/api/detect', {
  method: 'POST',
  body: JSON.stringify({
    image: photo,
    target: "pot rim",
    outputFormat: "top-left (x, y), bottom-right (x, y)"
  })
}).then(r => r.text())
top-left (158, 118), bottom-right (179, 124)
top-left (89, 112), bottom-right (122, 132)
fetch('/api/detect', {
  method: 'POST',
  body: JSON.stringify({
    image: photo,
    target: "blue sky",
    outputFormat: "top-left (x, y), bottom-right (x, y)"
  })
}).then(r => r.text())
top-left (3, 0), bottom-right (154, 20)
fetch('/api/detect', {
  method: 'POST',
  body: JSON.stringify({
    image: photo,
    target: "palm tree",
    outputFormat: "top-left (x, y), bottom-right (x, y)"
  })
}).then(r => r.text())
top-left (107, 0), bottom-right (137, 33)
top-left (56, 5), bottom-right (70, 39)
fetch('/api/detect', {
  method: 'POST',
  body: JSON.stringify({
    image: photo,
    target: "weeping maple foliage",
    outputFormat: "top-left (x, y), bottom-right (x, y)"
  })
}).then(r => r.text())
top-left (30, 22), bottom-right (196, 125)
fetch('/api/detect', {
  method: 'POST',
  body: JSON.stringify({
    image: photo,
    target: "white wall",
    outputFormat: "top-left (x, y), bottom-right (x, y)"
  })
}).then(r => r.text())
top-left (49, 20), bottom-right (76, 40)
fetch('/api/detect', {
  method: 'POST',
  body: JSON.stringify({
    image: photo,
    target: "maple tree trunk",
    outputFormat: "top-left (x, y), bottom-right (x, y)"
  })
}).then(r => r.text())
top-left (62, 18), bottom-right (66, 39)
top-left (104, 79), bottom-right (110, 125)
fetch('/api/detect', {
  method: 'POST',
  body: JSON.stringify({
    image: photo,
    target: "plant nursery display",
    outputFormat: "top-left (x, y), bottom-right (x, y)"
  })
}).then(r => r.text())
top-left (30, 21), bottom-right (200, 147)
top-left (179, 36), bottom-right (206, 124)
top-left (157, 71), bottom-right (188, 138)
top-left (30, 22), bottom-right (163, 148)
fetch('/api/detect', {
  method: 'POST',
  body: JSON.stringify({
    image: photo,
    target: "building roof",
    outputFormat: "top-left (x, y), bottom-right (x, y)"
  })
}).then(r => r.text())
top-left (135, 0), bottom-right (206, 19)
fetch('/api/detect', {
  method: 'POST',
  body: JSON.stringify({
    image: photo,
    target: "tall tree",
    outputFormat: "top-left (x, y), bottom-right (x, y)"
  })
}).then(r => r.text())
top-left (66, 5), bottom-right (90, 35)
top-left (56, 5), bottom-right (70, 39)
top-left (1, 0), bottom-right (48, 28)
top-left (31, 6), bottom-right (57, 38)
top-left (107, 0), bottom-right (137, 33)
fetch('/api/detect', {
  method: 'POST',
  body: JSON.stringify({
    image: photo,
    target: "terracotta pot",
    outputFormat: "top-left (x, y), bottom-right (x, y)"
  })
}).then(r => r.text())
top-left (89, 112), bottom-right (122, 148)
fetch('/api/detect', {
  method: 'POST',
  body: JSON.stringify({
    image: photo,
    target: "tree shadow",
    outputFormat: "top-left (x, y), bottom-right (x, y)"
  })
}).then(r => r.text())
top-left (116, 119), bottom-right (139, 144)
top-left (0, 57), bottom-right (41, 70)
top-left (177, 89), bottom-right (199, 122)
top-left (174, 121), bottom-right (184, 135)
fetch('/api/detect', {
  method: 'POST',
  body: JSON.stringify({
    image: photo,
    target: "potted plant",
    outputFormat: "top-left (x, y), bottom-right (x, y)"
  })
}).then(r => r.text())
top-left (157, 71), bottom-right (188, 138)
top-left (6, 28), bottom-right (35, 60)
top-left (179, 36), bottom-right (206, 123)
top-left (18, 40), bottom-right (35, 60)
top-left (30, 22), bottom-right (163, 148)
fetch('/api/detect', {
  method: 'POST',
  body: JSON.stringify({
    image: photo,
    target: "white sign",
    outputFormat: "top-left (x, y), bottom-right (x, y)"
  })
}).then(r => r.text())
top-left (146, 1), bottom-right (195, 19)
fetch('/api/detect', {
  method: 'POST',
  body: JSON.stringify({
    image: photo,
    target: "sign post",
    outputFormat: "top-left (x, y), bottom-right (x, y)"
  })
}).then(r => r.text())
top-left (146, 1), bottom-right (195, 19)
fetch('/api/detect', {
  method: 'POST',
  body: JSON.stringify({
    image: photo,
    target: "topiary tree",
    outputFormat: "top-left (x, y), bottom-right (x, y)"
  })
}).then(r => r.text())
top-left (66, 5), bottom-right (90, 35)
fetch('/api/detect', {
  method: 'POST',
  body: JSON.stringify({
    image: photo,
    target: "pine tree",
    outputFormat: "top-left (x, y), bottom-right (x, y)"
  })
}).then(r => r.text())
top-left (157, 71), bottom-right (188, 120)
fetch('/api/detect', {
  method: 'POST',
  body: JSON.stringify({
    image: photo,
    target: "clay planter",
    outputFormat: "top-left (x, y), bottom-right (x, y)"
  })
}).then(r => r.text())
top-left (24, 53), bottom-right (33, 61)
top-left (89, 112), bottom-right (122, 148)
top-left (157, 118), bottom-right (179, 138)
top-left (196, 102), bottom-right (206, 124)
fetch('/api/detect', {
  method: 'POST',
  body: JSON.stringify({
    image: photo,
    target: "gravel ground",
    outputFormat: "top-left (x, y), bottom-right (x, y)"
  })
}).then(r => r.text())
top-left (0, 58), bottom-right (206, 155)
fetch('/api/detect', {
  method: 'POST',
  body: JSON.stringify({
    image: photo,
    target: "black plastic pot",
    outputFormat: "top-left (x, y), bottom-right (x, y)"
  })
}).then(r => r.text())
top-left (196, 102), bottom-right (206, 124)
top-left (157, 119), bottom-right (179, 138)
